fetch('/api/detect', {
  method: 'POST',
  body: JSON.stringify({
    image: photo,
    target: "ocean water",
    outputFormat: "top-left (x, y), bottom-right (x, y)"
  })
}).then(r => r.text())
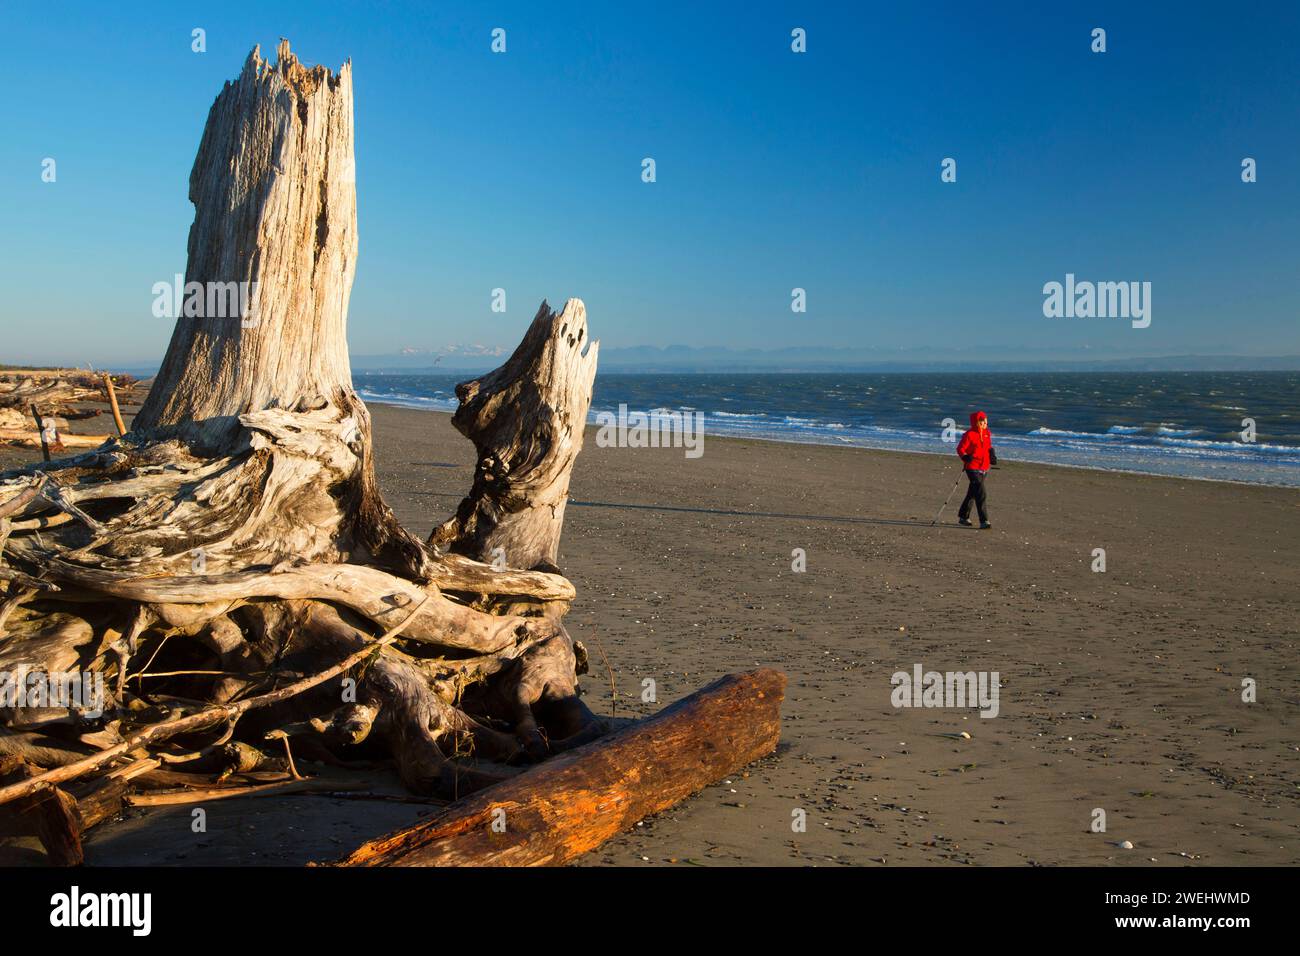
top-left (355, 371), bottom-right (1300, 487)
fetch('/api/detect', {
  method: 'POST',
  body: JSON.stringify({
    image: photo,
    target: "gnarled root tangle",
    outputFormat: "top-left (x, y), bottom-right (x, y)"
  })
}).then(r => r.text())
top-left (0, 302), bottom-right (602, 806)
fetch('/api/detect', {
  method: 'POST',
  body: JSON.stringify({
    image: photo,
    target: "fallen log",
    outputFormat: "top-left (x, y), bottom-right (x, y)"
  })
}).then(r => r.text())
top-left (0, 429), bottom-right (110, 450)
top-left (336, 668), bottom-right (785, 867)
top-left (0, 369), bottom-right (110, 383)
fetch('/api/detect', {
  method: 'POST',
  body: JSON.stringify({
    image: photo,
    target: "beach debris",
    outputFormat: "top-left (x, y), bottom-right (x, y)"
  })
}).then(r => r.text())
top-left (0, 372), bottom-right (113, 415)
top-left (0, 40), bottom-right (786, 867)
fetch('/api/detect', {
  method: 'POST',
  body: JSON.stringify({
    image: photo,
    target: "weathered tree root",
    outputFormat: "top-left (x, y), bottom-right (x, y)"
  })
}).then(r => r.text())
top-left (0, 42), bottom-right (605, 833)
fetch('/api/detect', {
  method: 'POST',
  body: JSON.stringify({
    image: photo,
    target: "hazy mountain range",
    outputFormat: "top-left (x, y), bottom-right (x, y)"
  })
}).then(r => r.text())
top-left (84, 345), bottom-right (1300, 378)
top-left (349, 344), bottom-right (1300, 374)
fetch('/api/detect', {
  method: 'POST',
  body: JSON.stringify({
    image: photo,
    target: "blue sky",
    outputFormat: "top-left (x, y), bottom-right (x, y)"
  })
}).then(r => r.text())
top-left (1, 1), bottom-right (1297, 366)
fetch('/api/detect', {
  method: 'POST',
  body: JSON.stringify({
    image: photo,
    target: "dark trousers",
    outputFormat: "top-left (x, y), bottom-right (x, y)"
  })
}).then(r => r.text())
top-left (958, 469), bottom-right (989, 522)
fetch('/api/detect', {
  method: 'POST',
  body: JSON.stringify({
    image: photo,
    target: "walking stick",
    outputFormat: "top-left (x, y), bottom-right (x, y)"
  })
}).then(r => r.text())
top-left (930, 470), bottom-right (964, 526)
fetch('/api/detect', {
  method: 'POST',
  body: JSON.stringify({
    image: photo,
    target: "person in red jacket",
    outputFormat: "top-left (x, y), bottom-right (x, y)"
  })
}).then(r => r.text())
top-left (956, 410), bottom-right (998, 528)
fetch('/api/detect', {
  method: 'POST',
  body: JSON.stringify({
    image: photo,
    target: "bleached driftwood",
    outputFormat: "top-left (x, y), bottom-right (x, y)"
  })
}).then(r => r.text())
top-left (0, 41), bottom-right (787, 869)
top-left (430, 298), bottom-right (598, 573)
top-left (0, 41), bottom-right (603, 818)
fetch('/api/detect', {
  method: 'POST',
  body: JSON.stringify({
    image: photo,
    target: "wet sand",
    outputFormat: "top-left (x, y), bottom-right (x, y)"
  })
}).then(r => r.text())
top-left (3, 400), bottom-right (1297, 866)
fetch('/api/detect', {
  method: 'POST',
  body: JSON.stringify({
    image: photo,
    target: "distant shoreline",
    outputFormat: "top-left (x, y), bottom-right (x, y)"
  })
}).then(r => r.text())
top-left (356, 366), bottom-right (1300, 490)
top-left (362, 398), bottom-right (1299, 491)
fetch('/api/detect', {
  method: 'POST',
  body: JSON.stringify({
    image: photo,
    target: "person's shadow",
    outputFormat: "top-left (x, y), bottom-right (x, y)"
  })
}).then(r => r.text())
top-left (408, 490), bottom-right (959, 529)
top-left (567, 498), bottom-right (953, 529)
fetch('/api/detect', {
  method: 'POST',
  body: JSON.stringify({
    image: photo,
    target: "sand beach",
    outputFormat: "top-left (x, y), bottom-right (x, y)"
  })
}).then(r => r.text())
top-left (4, 399), bottom-right (1293, 866)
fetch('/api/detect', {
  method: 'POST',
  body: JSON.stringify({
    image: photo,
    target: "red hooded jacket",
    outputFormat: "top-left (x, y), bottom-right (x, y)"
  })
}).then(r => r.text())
top-left (956, 411), bottom-right (995, 471)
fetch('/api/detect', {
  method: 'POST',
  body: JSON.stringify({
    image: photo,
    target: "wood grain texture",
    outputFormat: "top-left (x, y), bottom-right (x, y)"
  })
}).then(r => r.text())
top-left (135, 40), bottom-right (359, 454)
top-left (337, 668), bottom-right (786, 867)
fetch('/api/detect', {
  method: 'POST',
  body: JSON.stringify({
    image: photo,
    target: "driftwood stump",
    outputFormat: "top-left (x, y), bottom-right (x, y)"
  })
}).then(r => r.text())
top-left (0, 42), bottom-right (605, 811)
top-left (430, 298), bottom-right (598, 574)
